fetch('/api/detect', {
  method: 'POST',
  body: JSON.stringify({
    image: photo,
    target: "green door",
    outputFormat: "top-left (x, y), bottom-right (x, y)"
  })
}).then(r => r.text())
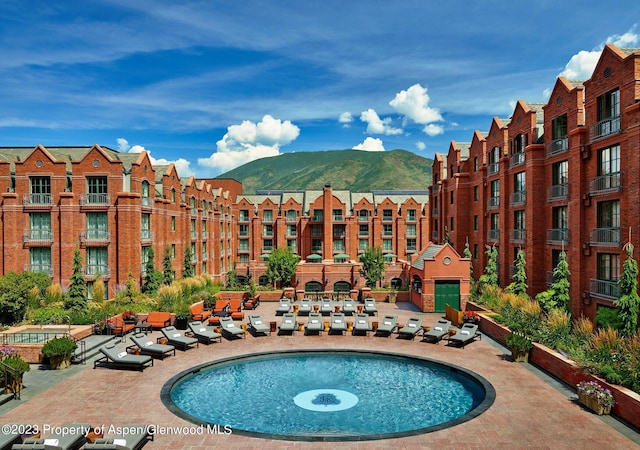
top-left (434, 281), bottom-right (460, 313)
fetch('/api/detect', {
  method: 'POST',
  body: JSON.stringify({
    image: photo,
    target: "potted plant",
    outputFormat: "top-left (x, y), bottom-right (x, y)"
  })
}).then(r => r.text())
top-left (41, 337), bottom-right (78, 370)
top-left (122, 309), bottom-right (137, 323)
top-left (576, 380), bottom-right (615, 415)
top-left (1, 354), bottom-right (30, 395)
top-left (174, 303), bottom-right (191, 330)
top-left (462, 310), bottom-right (480, 324)
top-left (505, 332), bottom-right (533, 362)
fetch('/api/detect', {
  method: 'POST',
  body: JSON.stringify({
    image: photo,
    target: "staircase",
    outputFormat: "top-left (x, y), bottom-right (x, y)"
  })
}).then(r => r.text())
top-left (71, 333), bottom-right (119, 364)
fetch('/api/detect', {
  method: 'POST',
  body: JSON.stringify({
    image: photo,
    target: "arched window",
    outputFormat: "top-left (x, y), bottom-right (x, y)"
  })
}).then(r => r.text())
top-left (334, 281), bottom-right (351, 292)
top-left (390, 278), bottom-right (402, 289)
top-left (305, 281), bottom-right (323, 292)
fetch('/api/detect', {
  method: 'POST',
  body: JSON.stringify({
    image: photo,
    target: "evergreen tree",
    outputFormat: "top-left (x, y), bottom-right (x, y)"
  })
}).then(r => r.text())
top-left (616, 241), bottom-right (640, 336)
top-left (142, 247), bottom-right (162, 294)
top-left (478, 244), bottom-right (498, 290)
top-left (359, 246), bottom-right (385, 288)
top-left (265, 247), bottom-right (300, 289)
top-left (507, 248), bottom-right (528, 297)
top-left (65, 247), bottom-right (87, 312)
top-left (182, 246), bottom-right (195, 278)
top-left (550, 250), bottom-right (571, 312)
top-left (463, 238), bottom-right (474, 287)
top-left (162, 245), bottom-right (174, 285)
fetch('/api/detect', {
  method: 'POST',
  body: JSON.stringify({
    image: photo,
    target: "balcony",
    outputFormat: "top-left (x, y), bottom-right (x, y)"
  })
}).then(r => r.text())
top-left (141, 196), bottom-right (152, 208)
top-left (80, 193), bottom-right (109, 208)
top-left (510, 152), bottom-right (525, 168)
top-left (487, 196), bottom-right (500, 210)
top-left (406, 214), bottom-right (417, 223)
top-left (547, 184), bottom-right (569, 201)
top-left (488, 162), bottom-right (499, 176)
top-left (286, 231), bottom-right (297, 238)
top-left (286, 216), bottom-right (297, 224)
top-left (24, 264), bottom-right (53, 277)
top-left (23, 193), bottom-right (53, 209)
top-left (239, 215), bottom-right (250, 223)
top-left (239, 230), bottom-right (249, 237)
top-left (589, 173), bottom-right (621, 195)
top-left (359, 230), bottom-right (369, 237)
top-left (202, 251), bottom-right (208, 260)
top-left (590, 116), bottom-right (621, 142)
top-left (547, 228), bottom-right (569, 244)
top-left (80, 230), bottom-right (110, 245)
top-left (487, 229), bottom-right (499, 242)
top-left (85, 264), bottom-right (110, 278)
top-left (262, 231), bottom-right (274, 238)
top-left (190, 208), bottom-right (198, 217)
top-left (510, 229), bottom-right (526, 243)
top-left (190, 231), bottom-right (197, 240)
top-left (238, 247), bottom-right (250, 254)
top-left (311, 245), bottom-right (323, 252)
top-left (590, 278), bottom-right (620, 299)
top-left (262, 246), bottom-right (273, 253)
top-left (382, 216), bottom-right (394, 223)
top-left (431, 207), bottom-right (438, 217)
top-left (332, 214), bottom-right (345, 222)
top-left (546, 137), bottom-right (569, 157)
top-left (510, 191), bottom-right (526, 206)
top-left (140, 229), bottom-right (154, 242)
top-left (202, 231), bottom-right (208, 239)
top-left (333, 231), bottom-right (346, 238)
top-left (590, 227), bottom-right (620, 247)
top-left (23, 229), bottom-right (53, 246)
top-left (358, 215), bottom-right (369, 222)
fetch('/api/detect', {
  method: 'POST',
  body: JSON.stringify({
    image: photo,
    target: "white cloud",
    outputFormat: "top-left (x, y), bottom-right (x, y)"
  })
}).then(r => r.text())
top-left (198, 114), bottom-right (300, 174)
top-left (415, 141), bottom-right (426, 151)
top-left (117, 138), bottom-right (194, 176)
top-left (353, 137), bottom-right (385, 152)
top-left (359, 108), bottom-right (403, 135)
top-left (389, 83), bottom-right (443, 125)
top-left (339, 111), bottom-right (353, 127)
top-left (560, 26), bottom-right (639, 80)
top-left (423, 124), bottom-right (444, 137)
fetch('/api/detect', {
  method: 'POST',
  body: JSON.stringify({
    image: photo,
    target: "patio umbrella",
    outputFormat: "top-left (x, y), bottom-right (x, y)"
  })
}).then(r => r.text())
top-left (306, 254), bottom-right (321, 260)
top-left (383, 253), bottom-right (397, 259)
top-left (259, 254), bottom-right (270, 259)
top-left (334, 253), bottom-right (350, 260)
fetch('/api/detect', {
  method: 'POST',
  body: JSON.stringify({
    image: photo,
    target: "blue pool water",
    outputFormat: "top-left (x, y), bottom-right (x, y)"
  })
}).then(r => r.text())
top-left (164, 350), bottom-right (494, 440)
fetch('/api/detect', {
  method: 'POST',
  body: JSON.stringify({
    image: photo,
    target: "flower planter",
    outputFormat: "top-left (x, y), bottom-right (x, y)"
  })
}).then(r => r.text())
top-left (510, 348), bottom-right (529, 363)
top-left (579, 393), bottom-right (611, 415)
top-left (49, 354), bottom-right (71, 370)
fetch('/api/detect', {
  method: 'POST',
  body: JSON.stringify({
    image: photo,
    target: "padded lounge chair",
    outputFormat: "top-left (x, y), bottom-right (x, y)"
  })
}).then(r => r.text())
top-left (353, 313), bottom-right (372, 335)
top-left (422, 319), bottom-right (451, 344)
top-left (330, 313), bottom-right (347, 335)
top-left (161, 326), bottom-right (199, 350)
top-left (398, 317), bottom-right (423, 340)
top-left (376, 315), bottom-right (397, 336)
top-left (229, 298), bottom-right (245, 320)
top-left (187, 320), bottom-right (222, 344)
top-left (219, 316), bottom-right (246, 339)
top-left (249, 314), bottom-right (271, 336)
top-left (84, 424), bottom-right (153, 450)
top-left (276, 298), bottom-right (291, 315)
top-left (447, 323), bottom-right (481, 348)
top-left (363, 297), bottom-right (378, 316)
top-left (94, 342), bottom-right (153, 371)
top-left (279, 313), bottom-right (297, 334)
top-left (297, 298), bottom-right (313, 316)
top-left (12, 423), bottom-right (91, 450)
top-left (320, 298), bottom-right (333, 315)
top-left (0, 430), bottom-right (21, 450)
top-left (130, 333), bottom-right (175, 359)
top-left (342, 300), bottom-right (356, 315)
top-left (305, 313), bottom-right (323, 335)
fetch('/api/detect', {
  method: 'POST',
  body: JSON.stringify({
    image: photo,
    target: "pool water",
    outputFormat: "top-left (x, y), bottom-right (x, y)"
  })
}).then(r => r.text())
top-left (166, 351), bottom-right (494, 440)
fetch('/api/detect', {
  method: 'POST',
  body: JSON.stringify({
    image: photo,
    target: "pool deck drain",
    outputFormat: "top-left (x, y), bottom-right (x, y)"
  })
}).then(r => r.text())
top-left (294, 389), bottom-right (358, 412)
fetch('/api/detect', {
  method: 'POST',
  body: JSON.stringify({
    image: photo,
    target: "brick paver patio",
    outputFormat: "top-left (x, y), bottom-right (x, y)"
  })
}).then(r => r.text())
top-left (1, 301), bottom-right (638, 449)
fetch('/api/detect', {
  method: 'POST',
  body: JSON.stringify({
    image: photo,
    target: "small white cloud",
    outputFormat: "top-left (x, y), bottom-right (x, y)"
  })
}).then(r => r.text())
top-left (198, 114), bottom-right (300, 174)
top-left (415, 141), bottom-right (426, 151)
top-left (353, 137), bottom-right (385, 152)
top-left (423, 124), bottom-right (444, 137)
top-left (359, 108), bottom-right (403, 135)
top-left (339, 111), bottom-right (353, 126)
top-left (117, 138), bottom-right (194, 176)
top-left (607, 29), bottom-right (639, 47)
top-left (389, 83), bottom-right (443, 125)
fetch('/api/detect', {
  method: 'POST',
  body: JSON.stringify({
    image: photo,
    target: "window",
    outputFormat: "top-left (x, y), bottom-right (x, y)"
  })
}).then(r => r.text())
top-left (406, 209), bottom-right (416, 221)
top-left (598, 145), bottom-right (620, 176)
top-left (86, 212), bottom-right (108, 240)
top-left (552, 206), bottom-right (567, 229)
top-left (406, 238), bottom-right (417, 251)
top-left (489, 146), bottom-right (500, 173)
top-left (359, 239), bottom-right (369, 251)
top-left (474, 157), bottom-right (478, 172)
top-left (406, 224), bottom-right (416, 236)
top-left (552, 114), bottom-right (568, 140)
top-left (287, 239), bottom-right (297, 252)
top-left (358, 210), bottom-right (369, 221)
top-left (382, 239), bottom-right (393, 251)
top-left (382, 209), bottom-right (393, 221)
top-left (514, 210), bottom-right (525, 233)
top-left (383, 224), bottom-right (393, 236)
top-left (29, 176), bottom-right (51, 204)
top-left (171, 244), bottom-right (176, 258)
top-left (286, 224), bottom-right (297, 237)
top-left (552, 161), bottom-right (568, 186)
top-left (141, 181), bottom-right (150, 206)
top-left (514, 172), bottom-right (525, 193)
top-left (473, 186), bottom-right (479, 202)
top-left (141, 214), bottom-right (151, 240)
top-left (86, 247), bottom-right (108, 276)
top-left (29, 213), bottom-right (51, 240)
top-left (239, 224), bottom-right (249, 237)
top-left (489, 179), bottom-right (500, 208)
top-left (311, 224), bottom-right (322, 237)
top-left (262, 224), bottom-right (273, 237)
top-left (263, 239), bottom-right (273, 251)
top-left (86, 176), bottom-right (108, 203)
top-left (450, 217), bottom-right (454, 231)
top-left (238, 254), bottom-right (249, 264)
top-left (171, 189), bottom-right (176, 203)
top-left (598, 89), bottom-right (620, 122)
top-left (598, 200), bottom-right (619, 228)
top-left (29, 247), bottom-right (51, 275)
top-left (332, 209), bottom-right (343, 221)
top-left (512, 133), bottom-right (527, 154)
top-left (263, 210), bottom-right (273, 222)
top-left (473, 215), bottom-right (478, 231)
top-left (312, 209), bottom-right (323, 221)
top-left (359, 224), bottom-right (369, 236)
top-left (490, 213), bottom-right (499, 230)
top-left (598, 253), bottom-right (620, 281)
top-left (450, 191), bottom-right (454, 204)
top-left (239, 240), bottom-right (249, 251)
top-left (286, 210), bottom-right (297, 222)
top-left (473, 244), bottom-right (479, 259)
top-left (333, 240), bottom-right (345, 252)
top-left (171, 216), bottom-right (176, 231)
top-left (312, 239), bottom-right (322, 252)
top-left (239, 209), bottom-right (249, 221)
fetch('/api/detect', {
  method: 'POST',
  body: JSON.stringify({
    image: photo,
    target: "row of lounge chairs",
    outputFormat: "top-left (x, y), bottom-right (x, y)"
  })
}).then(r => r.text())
top-left (5, 423), bottom-right (152, 450)
top-left (275, 297), bottom-right (378, 316)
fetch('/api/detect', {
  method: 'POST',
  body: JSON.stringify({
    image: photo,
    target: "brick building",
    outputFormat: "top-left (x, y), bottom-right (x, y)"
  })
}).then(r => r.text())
top-left (430, 44), bottom-right (640, 320)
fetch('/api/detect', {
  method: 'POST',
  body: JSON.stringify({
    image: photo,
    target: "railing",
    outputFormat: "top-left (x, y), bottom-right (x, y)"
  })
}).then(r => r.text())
top-left (590, 278), bottom-right (620, 299)
top-left (547, 184), bottom-right (569, 200)
top-left (239, 215), bottom-right (250, 223)
top-left (190, 231), bottom-right (197, 240)
top-left (487, 229), bottom-right (499, 241)
top-left (140, 229), bottom-right (153, 241)
top-left (262, 246), bottom-right (273, 252)
top-left (23, 193), bottom-right (53, 206)
top-left (80, 230), bottom-right (111, 244)
top-left (286, 231), bottom-right (297, 237)
top-left (431, 207), bottom-right (438, 217)
top-left (488, 162), bottom-right (499, 175)
top-left (80, 193), bottom-right (109, 206)
top-left (382, 216), bottom-right (394, 222)
top-left (239, 231), bottom-right (249, 237)
top-left (589, 173), bottom-right (621, 194)
top-left (23, 229), bottom-right (54, 245)
top-left (510, 152), bottom-right (525, 168)
top-left (546, 137), bottom-right (569, 156)
top-left (487, 196), bottom-right (500, 209)
top-left (85, 265), bottom-right (110, 277)
top-left (141, 196), bottom-right (152, 207)
top-left (590, 116), bottom-right (620, 141)
top-left (1, 330), bottom-right (69, 345)
top-left (546, 228), bottom-right (569, 244)
top-left (406, 215), bottom-right (417, 223)
top-left (358, 216), bottom-right (369, 222)
top-left (590, 227), bottom-right (620, 247)
top-left (202, 231), bottom-right (208, 239)
top-left (332, 215), bottom-right (344, 221)
top-left (510, 229), bottom-right (526, 242)
top-left (510, 191), bottom-right (526, 205)
top-left (311, 246), bottom-right (323, 252)
top-left (24, 264), bottom-right (53, 276)
top-left (190, 208), bottom-right (198, 217)
top-left (0, 359), bottom-right (22, 399)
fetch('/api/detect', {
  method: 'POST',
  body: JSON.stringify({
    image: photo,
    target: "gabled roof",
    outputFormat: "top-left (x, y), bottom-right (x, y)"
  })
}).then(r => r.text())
top-left (411, 244), bottom-right (444, 271)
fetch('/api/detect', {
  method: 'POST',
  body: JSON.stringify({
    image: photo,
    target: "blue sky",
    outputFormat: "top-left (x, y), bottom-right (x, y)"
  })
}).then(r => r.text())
top-left (1, 1), bottom-right (638, 177)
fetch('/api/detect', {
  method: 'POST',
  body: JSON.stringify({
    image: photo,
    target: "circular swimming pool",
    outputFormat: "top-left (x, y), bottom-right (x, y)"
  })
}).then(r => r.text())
top-left (162, 350), bottom-right (495, 441)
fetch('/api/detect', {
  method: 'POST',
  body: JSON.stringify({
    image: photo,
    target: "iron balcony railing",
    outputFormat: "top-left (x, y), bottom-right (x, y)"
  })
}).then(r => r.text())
top-left (547, 184), bottom-right (569, 200)
top-left (140, 229), bottom-right (153, 241)
top-left (141, 196), bottom-right (152, 207)
top-left (202, 231), bottom-right (208, 239)
top-left (546, 228), bottom-right (569, 243)
top-left (487, 196), bottom-right (500, 209)
top-left (510, 229), bottom-right (526, 242)
top-left (510, 191), bottom-right (526, 205)
top-left (24, 264), bottom-right (53, 277)
top-left (332, 214), bottom-right (345, 221)
top-left (589, 227), bottom-right (620, 247)
top-left (590, 278), bottom-right (620, 299)
top-left (488, 162), bottom-right (499, 175)
top-left (23, 193), bottom-right (53, 206)
top-left (589, 173), bottom-right (621, 194)
top-left (510, 152), bottom-right (525, 168)
top-left (80, 230), bottom-right (111, 243)
top-left (85, 264), bottom-right (110, 277)
top-left (546, 137), bottom-right (569, 156)
top-left (487, 229), bottom-right (500, 241)
top-left (23, 229), bottom-right (54, 244)
top-left (590, 116), bottom-right (620, 141)
top-left (80, 193), bottom-right (109, 206)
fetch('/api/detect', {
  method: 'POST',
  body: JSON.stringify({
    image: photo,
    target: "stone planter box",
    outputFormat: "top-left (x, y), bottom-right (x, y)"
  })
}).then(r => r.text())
top-left (578, 393), bottom-right (611, 416)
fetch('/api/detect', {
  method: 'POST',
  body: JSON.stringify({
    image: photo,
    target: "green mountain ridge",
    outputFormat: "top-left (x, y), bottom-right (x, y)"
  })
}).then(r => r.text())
top-left (215, 149), bottom-right (433, 194)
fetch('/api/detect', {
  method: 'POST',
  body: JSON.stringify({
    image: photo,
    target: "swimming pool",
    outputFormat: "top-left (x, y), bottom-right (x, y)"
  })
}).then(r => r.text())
top-left (162, 350), bottom-right (495, 441)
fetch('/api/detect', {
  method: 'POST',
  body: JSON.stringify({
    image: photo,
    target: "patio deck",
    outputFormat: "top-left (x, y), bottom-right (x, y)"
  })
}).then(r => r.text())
top-left (1, 301), bottom-right (638, 449)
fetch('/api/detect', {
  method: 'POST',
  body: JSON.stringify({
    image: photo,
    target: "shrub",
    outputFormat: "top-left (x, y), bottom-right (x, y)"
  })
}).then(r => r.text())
top-left (41, 337), bottom-right (77, 357)
top-left (540, 308), bottom-right (572, 350)
top-left (44, 283), bottom-right (64, 305)
top-left (2, 354), bottom-right (30, 375)
top-left (595, 306), bottom-right (622, 331)
top-left (505, 332), bottom-right (533, 352)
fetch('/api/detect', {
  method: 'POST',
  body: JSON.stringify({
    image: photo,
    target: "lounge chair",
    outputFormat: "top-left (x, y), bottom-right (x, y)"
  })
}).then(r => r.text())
top-left (242, 293), bottom-right (260, 310)
top-left (84, 424), bottom-right (153, 450)
top-left (320, 298), bottom-right (333, 315)
top-left (276, 298), bottom-right (291, 315)
top-left (305, 313), bottom-right (323, 335)
top-left (160, 326), bottom-right (199, 350)
top-left (363, 297), bottom-right (378, 316)
top-left (398, 316), bottom-right (423, 340)
top-left (297, 298), bottom-right (313, 316)
top-left (189, 301), bottom-right (211, 321)
top-left (187, 320), bottom-right (222, 344)
top-left (249, 314), bottom-right (271, 336)
top-left (329, 313), bottom-right (347, 335)
top-left (142, 311), bottom-right (171, 329)
top-left (93, 342), bottom-right (153, 371)
top-left (342, 300), bottom-right (356, 315)
top-left (0, 430), bottom-right (21, 450)
top-left (447, 323), bottom-right (481, 348)
top-left (12, 423), bottom-right (91, 450)
top-left (376, 315), bottom-right (397, 336)
top-left (422, 319), bottom-right (451, 344)
top-left (219, 316), bottom-right (246, 339)
top-left (229, 298), bottom-right (245, 320)
top-left (279, 313), bottom-right (297, 334)
top-left (130, 333), bottom-right (175, 359)
top-left (353, 313), bottom-right (372, 335)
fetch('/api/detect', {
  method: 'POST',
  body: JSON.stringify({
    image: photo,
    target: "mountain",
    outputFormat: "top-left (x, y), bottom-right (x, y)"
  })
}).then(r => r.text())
top-left (215, 149), bottom-right (433, 194)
